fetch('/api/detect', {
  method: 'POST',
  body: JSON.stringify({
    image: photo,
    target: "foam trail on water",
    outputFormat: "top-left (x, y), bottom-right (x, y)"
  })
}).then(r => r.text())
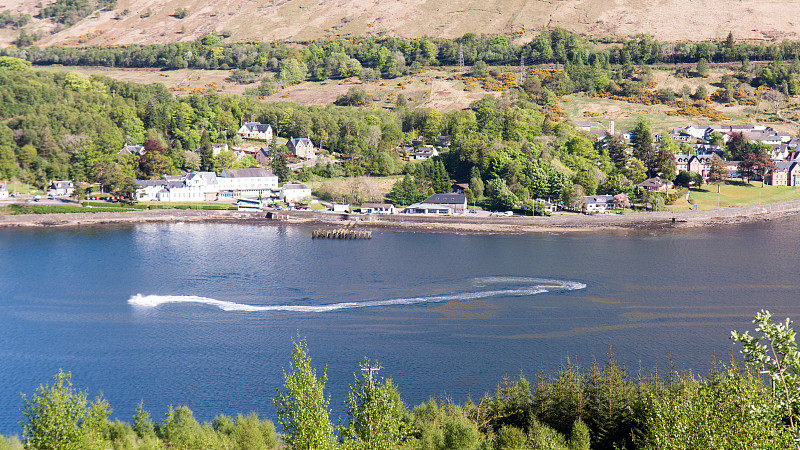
top-left (128, 277), bottom-right (586, 313)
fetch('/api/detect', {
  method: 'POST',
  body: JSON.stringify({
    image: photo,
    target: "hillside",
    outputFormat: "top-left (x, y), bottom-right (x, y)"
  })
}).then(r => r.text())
top-left (2, 0), bottom-right (800, 48)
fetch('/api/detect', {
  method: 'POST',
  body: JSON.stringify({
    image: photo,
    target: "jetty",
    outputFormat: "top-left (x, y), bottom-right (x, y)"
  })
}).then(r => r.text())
top-left (312, 222), bottom-right (371, 239)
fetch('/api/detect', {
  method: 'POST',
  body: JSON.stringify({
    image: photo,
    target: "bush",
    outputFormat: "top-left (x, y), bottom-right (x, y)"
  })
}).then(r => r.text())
top-left (173, 7), bottom-right (189, 19)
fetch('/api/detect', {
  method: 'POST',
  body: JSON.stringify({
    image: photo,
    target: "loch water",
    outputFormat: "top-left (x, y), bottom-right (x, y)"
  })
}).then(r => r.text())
top-left (1, 220), bottom-right (799, 435)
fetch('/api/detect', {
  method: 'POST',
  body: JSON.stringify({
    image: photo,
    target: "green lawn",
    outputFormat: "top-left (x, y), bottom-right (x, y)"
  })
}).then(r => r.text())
top-left (1, 204), bottom-right (136, 214)
top-left (663, 181), bottom-right (800, 211)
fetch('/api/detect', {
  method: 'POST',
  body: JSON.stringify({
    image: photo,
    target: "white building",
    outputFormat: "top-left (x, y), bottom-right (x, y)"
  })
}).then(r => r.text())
top-left (218, 167), bottom-right (279, 199)
top-left (279, 182), bottom-right (312, 203)
top-left (403, 202), bottom-right (453, 215)
top-left (583, 195), bottom-right (615, 212)
top-left (237, 122), bottom-right (273, 141)
top-left (136, 168), bottom-right (279, 202)
top-left (0, 182), bottom-right (8, 199)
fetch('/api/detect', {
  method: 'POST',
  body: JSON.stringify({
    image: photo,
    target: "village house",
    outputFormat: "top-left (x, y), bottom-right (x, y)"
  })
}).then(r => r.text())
top-left (688, 155), bottom-right (714, 178)
top-left (0, 182), bottom-right (8, 199)
top-left (575, 120), bottom-right (591, 132)
top-left (675, 154), bottom-right (692, 173)
top-left (287, 137), bottom-right (316, 159)
top-left (766, 161), bottom-right (800, 186)
top-left (412, 146), bottom-right (439, 160)
top-left (582, 195), bottom-right (615, 213)
top-left (48, 180), bottom-right (74, 197)
top-left (438, 135), bottom-right (452, 147)
top-left (637, 177), bottom-right (671, 192)
top-left (255, 147), bottom-right (271, 166)
top-left (279, 181), bottom-right (312, 203)
top-left (117, 145), bottom-right (145, 157)
top-left (360, 203), bottom-right (395, 214)
top-left (237, 122), bottom-right (273, 141)
top-left (423, 193), bottom-right (467, 214)
top-left (212, 143), bottom-right (228, 156)
top-left (725, 161), bottom-right (741, 179)
top-left (451, 183), bottom-right (470, 194)
top-left (403, 202), bottom-right (453, 215)
top-left (534, 198), bottom-right (558, 214)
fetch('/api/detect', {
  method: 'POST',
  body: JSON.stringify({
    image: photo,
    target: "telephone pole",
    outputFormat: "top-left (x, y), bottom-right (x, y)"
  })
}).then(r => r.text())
top-left (520, 53), bottom-right (525, 83)
top-left (361, 362), bottom-right (381, 386)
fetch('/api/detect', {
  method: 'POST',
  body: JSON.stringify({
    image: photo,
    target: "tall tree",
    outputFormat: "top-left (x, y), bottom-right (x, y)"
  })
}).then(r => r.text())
top-left (602, 132), bottom-right (628, 169)
top-left (656, 149), bottom-right (677, 182)
top-left (270, 149), bottom-right (291, 183)
top-left (274, 337), bottom-right (336, 450)
top-left (728, 132), bottom-right (749, 160)
top-left (707, 154), bottom-right (729, 192)
top-left (199, 131), bottom-right (213, 172)
top-left (631, 119), bottom-right (655, 177)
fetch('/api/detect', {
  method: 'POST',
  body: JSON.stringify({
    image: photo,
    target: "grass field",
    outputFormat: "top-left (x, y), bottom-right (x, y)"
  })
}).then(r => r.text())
top-left (664, 181), bottom-right (800, 211)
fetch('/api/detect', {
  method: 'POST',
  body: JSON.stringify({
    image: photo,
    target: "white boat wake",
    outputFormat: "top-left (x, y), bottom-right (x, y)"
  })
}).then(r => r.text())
top-left (128, 277), bottom-right (586, 313)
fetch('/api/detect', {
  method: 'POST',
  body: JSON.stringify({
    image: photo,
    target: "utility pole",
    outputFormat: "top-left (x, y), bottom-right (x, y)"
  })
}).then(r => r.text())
top-left (458, 43), bottom-right (464, 73)
top-left (360, 362), bottom-right (381, 386)
top-left (520, 53), bottom-right (525, 83)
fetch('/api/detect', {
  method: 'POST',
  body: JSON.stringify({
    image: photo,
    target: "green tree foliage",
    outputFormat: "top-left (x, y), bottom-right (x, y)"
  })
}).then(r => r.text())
top-left (0, 56), bottom-right (31, 71)
top-left (695, 58), bottom-right (710, 77)
top-left (341, 360), bottom-right (410, 449)
top-left (274, 337), bottom-right (336, 450)
top-left (20, 369), bottom-right (110, 450)
top-left (278, 59), bottom-right (308, 86)
top-left (631, 118), bottom-right (655, 176)
top-left (335, 87), bottom-right (370, 107)
top-left (733, 310), bottom-right (800, 445)
top-left (641, 364), bottom-right (795, 449)
top-left (386, 175), bottom-right (425, 206)
top-left (132, 400), bottom-right (155, 438)
top-left (270, 150), bottom-right (291, 183)
top-left (469, 166), bottom-right (484, 199)
top-left (707, 154), bottom-right (729, 192)
top-left (487, 178), bottom-right (519, 210)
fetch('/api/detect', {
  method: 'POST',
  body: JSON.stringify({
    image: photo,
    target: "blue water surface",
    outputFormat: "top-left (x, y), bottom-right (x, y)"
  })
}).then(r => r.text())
top-left (1, 220), bottom-right (799, 435)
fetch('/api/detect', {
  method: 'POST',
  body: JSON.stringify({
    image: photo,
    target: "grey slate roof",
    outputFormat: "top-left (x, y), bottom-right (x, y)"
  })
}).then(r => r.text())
top-left (243, 122), bottom-right (272, 133)
top-left (424, 193), bottom-right (467, 204)
top-left (221, 167), bottom-right (274, 178)
top-left (282, 182), bottom-right (310, 190)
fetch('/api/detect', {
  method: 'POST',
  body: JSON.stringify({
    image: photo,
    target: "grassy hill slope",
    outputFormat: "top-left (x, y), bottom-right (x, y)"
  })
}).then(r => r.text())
top-left (2, 0), bottom-right (800, 47)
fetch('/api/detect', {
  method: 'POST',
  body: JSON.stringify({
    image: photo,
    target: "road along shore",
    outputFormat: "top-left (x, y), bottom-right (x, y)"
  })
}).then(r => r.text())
top-left (1, 200), bottom-right (800, 235)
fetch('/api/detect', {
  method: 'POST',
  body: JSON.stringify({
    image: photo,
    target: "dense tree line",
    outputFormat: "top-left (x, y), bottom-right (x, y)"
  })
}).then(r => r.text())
top-left (3, 312), bottom-right (799, 449)
top-left (7, 29), bottom-right (800, 80)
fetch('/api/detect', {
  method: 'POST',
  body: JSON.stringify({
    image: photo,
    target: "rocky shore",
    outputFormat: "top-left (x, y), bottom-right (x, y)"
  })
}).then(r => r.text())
top-left (2, 199), bottom-right (800, 235)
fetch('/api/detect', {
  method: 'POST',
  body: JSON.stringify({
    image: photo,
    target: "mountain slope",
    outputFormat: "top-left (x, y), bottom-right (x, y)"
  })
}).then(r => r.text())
top-left (2, 0), bottom-right (799, 47)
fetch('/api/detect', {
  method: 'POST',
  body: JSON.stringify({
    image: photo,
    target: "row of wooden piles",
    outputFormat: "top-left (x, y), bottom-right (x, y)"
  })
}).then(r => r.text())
top-left (311, 227), bottom-right (371, 239)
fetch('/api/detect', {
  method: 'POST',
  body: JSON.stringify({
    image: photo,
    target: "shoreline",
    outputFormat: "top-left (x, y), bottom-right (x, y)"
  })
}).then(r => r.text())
top-left (2, 199), bottom-right (800, 234)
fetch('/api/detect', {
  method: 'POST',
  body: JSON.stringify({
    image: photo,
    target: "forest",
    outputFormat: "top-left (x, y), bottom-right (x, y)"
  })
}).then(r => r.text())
top-left (0, 310), bottom-right (797, 450)
top-left (8, 43), bottom-right (749, 213)
top-left (6, 29), bottom-right (800, 94)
